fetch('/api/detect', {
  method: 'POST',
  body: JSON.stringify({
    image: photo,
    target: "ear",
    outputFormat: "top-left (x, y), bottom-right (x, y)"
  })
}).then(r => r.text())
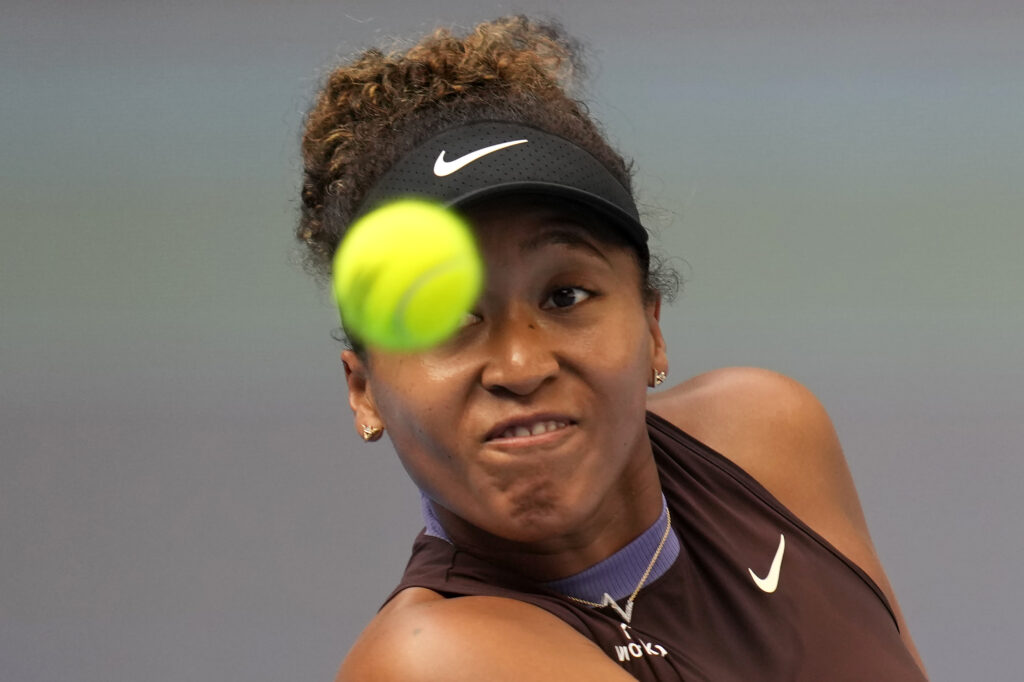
top-left (342, 350), bottom-right (384, 435)
top-left (645, 295), bottom-right (669, 381)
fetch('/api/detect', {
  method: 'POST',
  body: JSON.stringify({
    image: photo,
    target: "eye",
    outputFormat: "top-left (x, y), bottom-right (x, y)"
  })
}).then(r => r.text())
top-left (457, 310), bottom-right (482, 329)
top-left (542, 286), bottom-right (592, 310)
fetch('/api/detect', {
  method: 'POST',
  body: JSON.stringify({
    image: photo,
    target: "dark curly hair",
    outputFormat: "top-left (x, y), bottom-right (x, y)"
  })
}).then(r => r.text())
top-left (298, 15), bottom-right (678, 300)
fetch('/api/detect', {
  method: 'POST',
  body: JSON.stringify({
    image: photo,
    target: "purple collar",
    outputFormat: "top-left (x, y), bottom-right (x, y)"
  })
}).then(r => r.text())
top-left (420, 492), bottom-right (680, 602)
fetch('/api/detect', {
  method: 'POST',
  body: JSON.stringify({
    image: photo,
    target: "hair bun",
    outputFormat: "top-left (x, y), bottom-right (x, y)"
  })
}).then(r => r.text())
top-left (297, 16), bottom-right (628, 287)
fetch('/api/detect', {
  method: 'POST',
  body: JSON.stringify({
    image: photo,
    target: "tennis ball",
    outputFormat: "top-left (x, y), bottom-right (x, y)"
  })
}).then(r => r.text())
top-left (332, 198), bottom-right (484, 351)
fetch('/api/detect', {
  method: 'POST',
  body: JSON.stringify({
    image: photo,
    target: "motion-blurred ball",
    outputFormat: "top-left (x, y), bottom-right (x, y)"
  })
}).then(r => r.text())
top-left (332, 199), bottom-right (484, 351)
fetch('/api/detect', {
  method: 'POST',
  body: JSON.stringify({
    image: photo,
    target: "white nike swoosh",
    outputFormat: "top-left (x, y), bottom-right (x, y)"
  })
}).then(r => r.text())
top-left (748, 533), bottom-right (785, 593)
top-left (432, 139), bottom-right (528, 176)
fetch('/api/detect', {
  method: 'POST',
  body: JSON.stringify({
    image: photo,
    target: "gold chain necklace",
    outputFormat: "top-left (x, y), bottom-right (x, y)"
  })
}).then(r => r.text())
top-left (564, 507), bottom-right (672, 624)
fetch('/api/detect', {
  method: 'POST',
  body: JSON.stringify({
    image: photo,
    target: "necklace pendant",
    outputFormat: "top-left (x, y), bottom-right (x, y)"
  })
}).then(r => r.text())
top-left (600, 593), bottom-right (634, 624)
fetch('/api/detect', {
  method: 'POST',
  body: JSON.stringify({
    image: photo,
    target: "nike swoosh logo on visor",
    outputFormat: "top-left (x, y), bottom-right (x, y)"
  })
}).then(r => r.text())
top-left (748, 533), bottom-right (785, 593)
top-left (433, 139), bottom-right (528, 177)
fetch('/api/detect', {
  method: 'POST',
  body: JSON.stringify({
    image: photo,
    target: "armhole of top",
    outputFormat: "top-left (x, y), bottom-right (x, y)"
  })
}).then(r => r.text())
top-left (382, 533), bottom-right (598, 639)
top-left (645, 410), bottom-right (901, 631)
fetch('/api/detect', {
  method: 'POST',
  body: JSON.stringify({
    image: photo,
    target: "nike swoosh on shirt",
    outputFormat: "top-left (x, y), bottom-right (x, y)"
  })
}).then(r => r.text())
top-left (432, 139), bottom-right (528, 176)
top-left (748, 533), bottom-right (785, 593)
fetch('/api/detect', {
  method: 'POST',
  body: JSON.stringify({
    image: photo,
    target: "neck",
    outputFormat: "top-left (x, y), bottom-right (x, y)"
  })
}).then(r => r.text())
top-left (545, 501), bottom-right (676, 606)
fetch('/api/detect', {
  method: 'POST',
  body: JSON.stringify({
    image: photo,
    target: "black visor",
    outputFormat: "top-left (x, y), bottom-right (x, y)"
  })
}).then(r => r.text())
top-left (357, 121), bottom-right (649, 260)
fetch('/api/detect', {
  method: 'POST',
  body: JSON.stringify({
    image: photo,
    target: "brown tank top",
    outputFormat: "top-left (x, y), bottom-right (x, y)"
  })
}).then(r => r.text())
top-left (386, 412), bottom-right (926, 681)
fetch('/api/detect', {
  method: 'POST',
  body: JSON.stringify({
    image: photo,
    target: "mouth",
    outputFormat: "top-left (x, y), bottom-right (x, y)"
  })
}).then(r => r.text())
top-left (485, 416), bottom-right (575, 442)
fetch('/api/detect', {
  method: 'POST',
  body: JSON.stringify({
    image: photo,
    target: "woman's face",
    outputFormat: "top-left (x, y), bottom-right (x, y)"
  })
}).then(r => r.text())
top-left (344, 200), bottom-right (667, 547)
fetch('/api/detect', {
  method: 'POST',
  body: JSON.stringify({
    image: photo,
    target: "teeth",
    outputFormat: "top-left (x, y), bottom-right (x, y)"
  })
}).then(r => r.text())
top-left (498, 420), bottom-right (568, 439)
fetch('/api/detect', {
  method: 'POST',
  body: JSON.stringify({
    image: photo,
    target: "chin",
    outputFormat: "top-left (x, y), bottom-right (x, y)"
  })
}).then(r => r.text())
top-left (494, 486), bottom-right (585, 542)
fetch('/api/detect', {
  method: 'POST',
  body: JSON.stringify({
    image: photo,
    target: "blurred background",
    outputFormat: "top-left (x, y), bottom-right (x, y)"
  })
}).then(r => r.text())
top-left (3, 1), bottom-right (1021, 679)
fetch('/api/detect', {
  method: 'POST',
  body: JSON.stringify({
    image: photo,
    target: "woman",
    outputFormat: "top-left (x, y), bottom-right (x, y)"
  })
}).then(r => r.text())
top-left (298, 16), bottom-right (927, 681)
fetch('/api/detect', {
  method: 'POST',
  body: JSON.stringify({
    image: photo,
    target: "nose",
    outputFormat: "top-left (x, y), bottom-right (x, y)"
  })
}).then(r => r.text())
top-left (480, 308), bottom-right (559, 397)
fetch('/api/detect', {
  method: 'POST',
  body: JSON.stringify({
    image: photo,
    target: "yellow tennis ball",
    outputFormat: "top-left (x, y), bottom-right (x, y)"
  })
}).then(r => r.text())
top-left (332, 198), bottom-right (484, 351)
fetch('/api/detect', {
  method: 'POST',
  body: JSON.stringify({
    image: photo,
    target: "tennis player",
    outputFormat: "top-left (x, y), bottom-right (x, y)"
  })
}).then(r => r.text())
top-left (297, 16), bottom-right (928, 681)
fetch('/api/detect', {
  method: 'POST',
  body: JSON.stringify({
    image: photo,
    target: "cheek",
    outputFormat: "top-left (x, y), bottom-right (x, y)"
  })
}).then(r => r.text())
top-left (369, 353), bottom-right (467, 427)
top-left (576, 308), bottom-right (654, 378)
top-left (367, 374), bottom-right (471, 488)
top-left (377, 406), bottom-right (460, 496)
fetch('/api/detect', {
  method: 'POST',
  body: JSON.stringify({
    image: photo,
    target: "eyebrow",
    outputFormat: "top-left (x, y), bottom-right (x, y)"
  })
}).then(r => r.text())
top-left (518, 228), bottom-right (612, 264)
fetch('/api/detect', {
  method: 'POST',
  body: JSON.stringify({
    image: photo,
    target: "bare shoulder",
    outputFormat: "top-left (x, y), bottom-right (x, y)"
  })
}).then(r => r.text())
top-left (648, 367), bottom-right (925, 672)
top-left (337, 588), bottom-right (635, 682)
top-left (649, 366), bottom-right (863, 534)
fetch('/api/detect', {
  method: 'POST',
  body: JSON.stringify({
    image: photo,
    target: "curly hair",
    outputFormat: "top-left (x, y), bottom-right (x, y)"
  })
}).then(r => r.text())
top-left (298, 15), bottom-right (678, 299)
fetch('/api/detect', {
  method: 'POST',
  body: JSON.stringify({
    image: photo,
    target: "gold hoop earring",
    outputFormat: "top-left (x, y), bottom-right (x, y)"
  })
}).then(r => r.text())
top-left (361, 424), bottom-right (384, 442)
top-left (653, 369), bottom-right (667, 387)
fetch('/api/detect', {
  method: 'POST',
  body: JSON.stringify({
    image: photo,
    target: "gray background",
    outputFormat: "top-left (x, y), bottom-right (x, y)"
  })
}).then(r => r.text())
top-left (3, 1), bottom-right (1021, 680)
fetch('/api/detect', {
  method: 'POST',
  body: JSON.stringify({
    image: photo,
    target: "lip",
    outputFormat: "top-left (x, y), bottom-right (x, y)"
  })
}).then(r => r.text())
top-left (483, 413), bottom-right (577, 443)
top-left (483, 424), bottom-right (578, 454)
